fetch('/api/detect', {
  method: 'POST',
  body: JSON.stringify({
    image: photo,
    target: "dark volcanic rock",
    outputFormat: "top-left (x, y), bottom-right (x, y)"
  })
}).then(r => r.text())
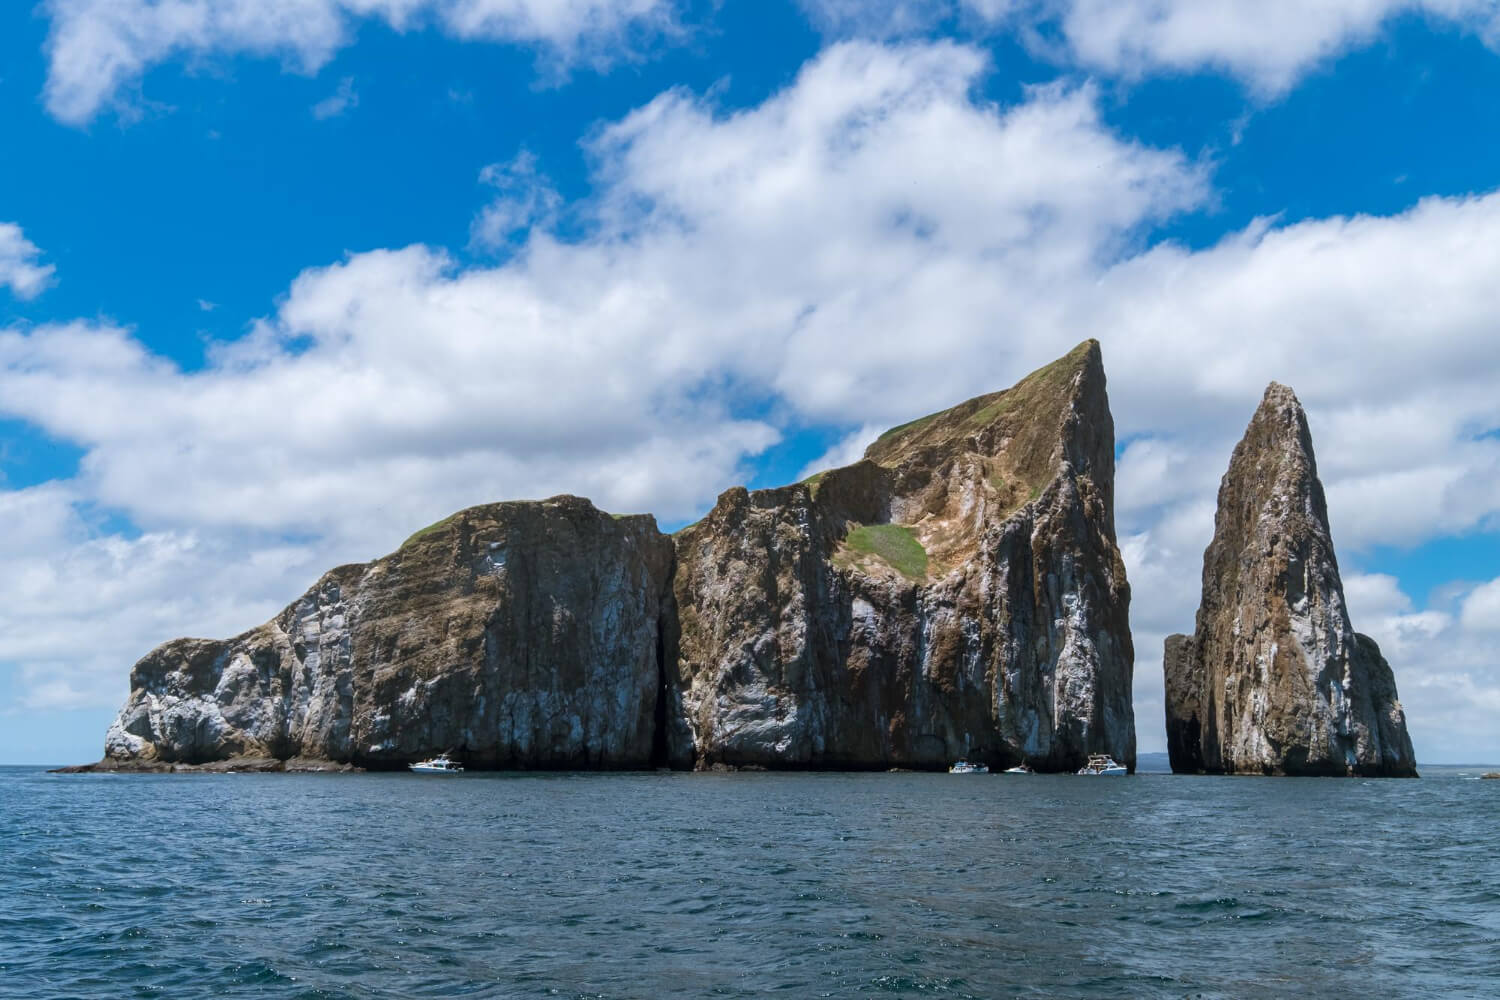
top-left (1164, 383), bottom-right (1417, 777)
top-left (672, 340), bottom-right (1135, 772)
top-left (92, 342), bottom-right (1136, 773)
top-left (103, 496), bottom-right (677, 770)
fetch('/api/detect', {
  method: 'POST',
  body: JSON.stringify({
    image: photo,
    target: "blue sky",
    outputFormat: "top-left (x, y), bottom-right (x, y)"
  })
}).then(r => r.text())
top-left (2, 0), bottom-right (1499, 765)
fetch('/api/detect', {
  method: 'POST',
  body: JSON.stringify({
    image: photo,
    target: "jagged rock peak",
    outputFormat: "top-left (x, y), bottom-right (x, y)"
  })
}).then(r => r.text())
top-left (862, 338), bottom-right (1112, 507)
top-left (672, 339), bottom-right (1134, 772)
top-left (1164, 382), bottom-right (1417, 777)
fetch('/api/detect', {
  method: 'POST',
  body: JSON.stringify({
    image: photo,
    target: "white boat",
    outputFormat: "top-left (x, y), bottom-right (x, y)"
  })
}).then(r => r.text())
top-left (949, 759), bottom-right (988, 774)
top-left (1076, 753), bottom-right (1126, 776)
top-left (1003, 763), bottom-right (1035, 774)
top-left (408, 753), bottom-right (464, 774)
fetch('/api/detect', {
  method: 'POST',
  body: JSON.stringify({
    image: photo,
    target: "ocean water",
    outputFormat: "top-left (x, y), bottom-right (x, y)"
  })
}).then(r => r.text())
top-left (2, 763), bottom-right (1498, 999)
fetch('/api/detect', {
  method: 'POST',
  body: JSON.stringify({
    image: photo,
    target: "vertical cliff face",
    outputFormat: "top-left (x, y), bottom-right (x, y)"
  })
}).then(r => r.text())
top-left (671, 340), bottom-right (1135, 771)
top-left (105, 496), bottom-right (677, 769)
top-left (98, 342), bottom-right (1136, 772)
top-left (1163, 383), bottom-right (1416, 777)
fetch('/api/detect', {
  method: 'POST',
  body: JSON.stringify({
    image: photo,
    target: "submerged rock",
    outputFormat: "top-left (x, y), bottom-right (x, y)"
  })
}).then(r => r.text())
top-left (672, 340), bottom-right (1135, 772)
top-left (90, 342), bottom-right (1135, 773)
top-left (1164, 383), bottom-right (1416, 777)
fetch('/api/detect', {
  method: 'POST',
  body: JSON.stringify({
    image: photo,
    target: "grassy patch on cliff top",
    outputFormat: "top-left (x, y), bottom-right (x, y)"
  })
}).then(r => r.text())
top-left (872, 411), bottom-right (941, 447)
top-left (842, 524), bottom-right (927, 581)
top-left (401, 513), bottom-right (459, 549)
top-left (801, 469), bottom-right (830, 497)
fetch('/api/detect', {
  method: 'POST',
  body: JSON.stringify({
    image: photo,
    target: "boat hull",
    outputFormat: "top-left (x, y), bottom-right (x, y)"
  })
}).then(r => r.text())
top-left (1077, 754), bottom-right (1127, 775)
top-left (408, 764), bottom-right (464, 774)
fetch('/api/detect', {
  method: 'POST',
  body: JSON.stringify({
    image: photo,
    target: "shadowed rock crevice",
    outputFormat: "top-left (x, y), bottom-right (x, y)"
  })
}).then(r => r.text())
top-left (1163, 383), bottom-right (1417, 777)
top-left (91, 342), bottom-right (1136, 774)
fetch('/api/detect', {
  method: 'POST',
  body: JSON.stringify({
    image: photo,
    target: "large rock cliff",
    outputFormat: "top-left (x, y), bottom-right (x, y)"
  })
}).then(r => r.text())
top-left (96, 341), bottom-right (1135, 772)
top-left (105, 497), bottom-right (677, 769)
top-left (672, 340), bottom-right (1134, 771)
top-left (1163, 383), bottom-right (1416, 777)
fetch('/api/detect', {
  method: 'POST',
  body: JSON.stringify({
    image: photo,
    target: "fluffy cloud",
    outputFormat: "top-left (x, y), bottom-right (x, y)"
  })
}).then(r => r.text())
top-left (0, 224), bottom-right (56, 300)
top-left (42, 0), bottom-right (679, 125)
top-left (1044, 0), bottom-right (1500, 95)
top-left (5, 39), bottom-right (1500, 758)
top-left (801, 0), bottom-right (1500, 94)
top-left (1344, 572), bottom-right (1500, 762)
top-left (1460, 576), bottom-right (1500, 631)
top-left (0, 483), bottom-right (326, 713)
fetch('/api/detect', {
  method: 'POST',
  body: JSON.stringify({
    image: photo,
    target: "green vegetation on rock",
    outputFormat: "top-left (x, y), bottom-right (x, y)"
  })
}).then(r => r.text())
top-left (843, 523), bottom-right (928, 581)
top-left (401, 513), bottom-right (459, 549)
top-left (873, 412), bottom-right (941, 446)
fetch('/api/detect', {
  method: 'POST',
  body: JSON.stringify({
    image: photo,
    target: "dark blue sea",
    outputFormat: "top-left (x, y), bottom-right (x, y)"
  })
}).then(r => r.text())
top-left (3, 760), bottom-right (1498, 999)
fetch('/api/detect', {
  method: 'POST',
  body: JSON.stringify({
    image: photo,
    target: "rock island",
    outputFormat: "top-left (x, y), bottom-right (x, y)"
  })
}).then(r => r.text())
top-left (92, 341), bottom-right (1137, 773)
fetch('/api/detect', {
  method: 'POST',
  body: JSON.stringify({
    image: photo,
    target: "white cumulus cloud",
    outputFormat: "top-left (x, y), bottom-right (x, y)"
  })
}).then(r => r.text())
top-left (801, 0), bottom-right (1500, 95)
top-left (985, 0), bottom-right (1500, 95)
top-left (41, 0), bottom-right (681, 125)
top-left (1461, 576), bottom-right (1500, 631)
top-left (1054, 0), bottom-right (1500, 94)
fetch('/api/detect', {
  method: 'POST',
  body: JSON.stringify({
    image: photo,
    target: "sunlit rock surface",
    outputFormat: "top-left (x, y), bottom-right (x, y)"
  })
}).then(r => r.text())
top-left (672, 340), bottom-right (1135, 771)
top-left (97, 342), bottom-right (1135, 773)
top-left (1164, 383), bottom-right (1417, 777)
top-left (105, 497), bottom-right (676, 769)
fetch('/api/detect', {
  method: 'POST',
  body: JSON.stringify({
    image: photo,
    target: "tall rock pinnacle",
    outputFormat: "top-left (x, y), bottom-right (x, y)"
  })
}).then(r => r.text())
top-left (1164, 383), bottom-right (1417, 776)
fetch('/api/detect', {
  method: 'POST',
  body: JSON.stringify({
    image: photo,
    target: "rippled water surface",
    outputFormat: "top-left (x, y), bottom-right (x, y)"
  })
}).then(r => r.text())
top-left (3, 763), bottom-right (1498, 998)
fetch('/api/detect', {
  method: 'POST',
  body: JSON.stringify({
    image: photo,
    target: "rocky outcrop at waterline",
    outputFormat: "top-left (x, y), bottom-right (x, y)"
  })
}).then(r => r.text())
top-left (86, 341), bottom-right (1136, 773)
top-left (104, 497), bottom-right (678, 770)
top-left (1163, 383), bottom-right (1416, 777)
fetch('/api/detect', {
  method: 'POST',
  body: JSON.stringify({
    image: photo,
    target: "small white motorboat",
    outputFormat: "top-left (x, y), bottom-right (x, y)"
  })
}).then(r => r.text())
top-left (949, 759), bottom-right (989, 774)
top-left (408, 753), bottom-right (464, 775)
top-left (1003, 763), bottom-right (1035, 774)
top-left (1076, 753), bottom-right (1127, 776)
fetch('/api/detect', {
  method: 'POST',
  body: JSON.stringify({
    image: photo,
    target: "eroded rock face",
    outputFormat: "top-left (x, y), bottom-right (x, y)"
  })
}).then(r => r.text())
top-left (99, 342), bottom-right (1136, 773)
top-left (105, 496), bottom-right (677, 769)
top-left (1163, 383), bottom-right (1416, 777)
top-left (672, 340), bottom-right (1135, 771)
